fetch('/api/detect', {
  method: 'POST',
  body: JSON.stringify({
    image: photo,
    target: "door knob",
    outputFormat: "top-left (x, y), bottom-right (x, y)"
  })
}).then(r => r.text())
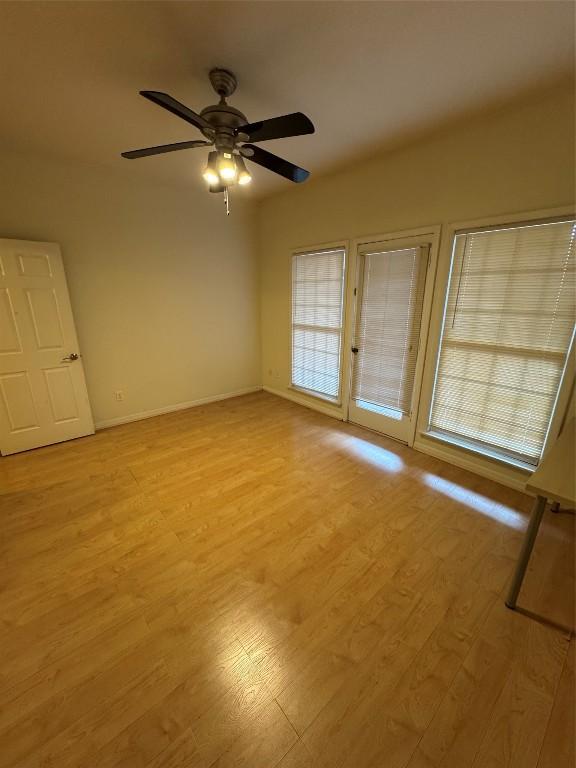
top-left (61, 353), bottom-right (79, 362)
top-left (351, 347), bottom-right (359, 354)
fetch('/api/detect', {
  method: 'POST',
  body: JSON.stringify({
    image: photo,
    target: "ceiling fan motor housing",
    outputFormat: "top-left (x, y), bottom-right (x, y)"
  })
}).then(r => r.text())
top-left (202, 68), bottom-right (247, 152)
top-left (200, 102), bottom-right (247, 152)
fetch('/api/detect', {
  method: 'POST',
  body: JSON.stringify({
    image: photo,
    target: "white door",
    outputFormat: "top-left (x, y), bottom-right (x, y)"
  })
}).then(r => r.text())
top-left (0, 239), bottom-right (94, 455)
top-left (348, 238), bottom-right (432, 444)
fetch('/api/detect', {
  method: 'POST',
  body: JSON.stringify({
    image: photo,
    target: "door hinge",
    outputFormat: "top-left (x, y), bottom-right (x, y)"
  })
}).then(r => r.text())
top-left (353, 287), bottom-right (357, 296)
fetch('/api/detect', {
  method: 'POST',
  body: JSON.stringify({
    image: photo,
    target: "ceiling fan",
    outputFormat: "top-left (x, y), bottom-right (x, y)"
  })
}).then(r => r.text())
top-left (121, 68), bottom-right (315, 212)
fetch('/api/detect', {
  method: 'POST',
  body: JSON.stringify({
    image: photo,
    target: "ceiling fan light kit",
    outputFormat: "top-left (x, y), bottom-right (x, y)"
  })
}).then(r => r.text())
top-left (122, 68), bottom-right (315, 214)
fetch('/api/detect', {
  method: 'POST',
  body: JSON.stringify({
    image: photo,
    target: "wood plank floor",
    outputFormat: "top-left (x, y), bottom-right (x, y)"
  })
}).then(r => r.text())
top-left (0, 391), bottom-right (573, 768)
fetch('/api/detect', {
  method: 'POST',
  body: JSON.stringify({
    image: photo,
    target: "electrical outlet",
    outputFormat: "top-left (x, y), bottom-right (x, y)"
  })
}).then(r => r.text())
top-left (114, 390), bottom-right (124, 402)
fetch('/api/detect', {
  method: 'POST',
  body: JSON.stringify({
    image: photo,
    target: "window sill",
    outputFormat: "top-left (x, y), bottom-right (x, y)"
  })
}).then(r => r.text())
top-left (423, 429), bottom-right (535, 473)
top-left (289, 384), bottom-right (341, 407)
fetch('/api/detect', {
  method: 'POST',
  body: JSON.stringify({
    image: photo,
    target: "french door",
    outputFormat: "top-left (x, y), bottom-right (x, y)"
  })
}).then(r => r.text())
top-left (347, 236), bottom-right (433, 444)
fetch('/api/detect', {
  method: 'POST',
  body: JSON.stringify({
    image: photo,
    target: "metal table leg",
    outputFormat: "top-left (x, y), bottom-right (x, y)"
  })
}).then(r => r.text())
top-left (505, 494), bottom-right (547, 610)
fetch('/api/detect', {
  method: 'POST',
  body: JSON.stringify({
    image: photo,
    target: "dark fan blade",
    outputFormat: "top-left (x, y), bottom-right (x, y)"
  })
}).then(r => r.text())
top-left (140, 91), bottom-right (214, 134)
top-left (238, 112), bottom-right (314, 143)
top-left (243, 144), bottom-right (309, 183)
top-left (121, 140), bottom-right (211, 159)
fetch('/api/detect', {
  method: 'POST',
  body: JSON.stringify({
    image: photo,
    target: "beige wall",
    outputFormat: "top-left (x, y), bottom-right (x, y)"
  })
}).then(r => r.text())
top-left (257, 80), bottom-right (575, 486)
top-left (0, 151), bottom-right (261, 426)
top-left (1, 78), bottom-right (573, 482)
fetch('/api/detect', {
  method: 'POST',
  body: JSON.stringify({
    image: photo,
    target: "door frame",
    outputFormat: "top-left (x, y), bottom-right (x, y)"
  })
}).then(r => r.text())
top-left (342, 225), bottom-right (441, 446)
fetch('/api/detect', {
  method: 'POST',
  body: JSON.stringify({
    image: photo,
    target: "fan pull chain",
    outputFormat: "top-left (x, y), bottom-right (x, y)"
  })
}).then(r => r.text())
top-left (224, 187), bottom-right (230, 216)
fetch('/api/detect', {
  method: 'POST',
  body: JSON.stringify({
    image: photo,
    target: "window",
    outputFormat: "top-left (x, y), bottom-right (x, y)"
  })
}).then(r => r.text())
top-left (428, 218), bottom-right (575, 467)
top-left (291, 247), bottom-right (346, 400)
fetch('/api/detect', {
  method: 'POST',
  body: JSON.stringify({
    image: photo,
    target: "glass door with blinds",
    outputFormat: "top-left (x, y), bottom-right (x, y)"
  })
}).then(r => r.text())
top-left (348, 239), bottom-right (431, 443)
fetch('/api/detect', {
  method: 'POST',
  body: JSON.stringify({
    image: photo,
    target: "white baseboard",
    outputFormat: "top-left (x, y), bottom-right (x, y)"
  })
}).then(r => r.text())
top-left (413, 434), bottom-right (530, 493)
top-left (263, 385), bottom-right (345, 421)
top-left (95, 386), bottom-right (262, 430)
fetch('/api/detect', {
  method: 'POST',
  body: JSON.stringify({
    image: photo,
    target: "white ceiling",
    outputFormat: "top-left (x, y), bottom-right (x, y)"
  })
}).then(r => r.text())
top-left (0, 1), bottom-right (573, 197)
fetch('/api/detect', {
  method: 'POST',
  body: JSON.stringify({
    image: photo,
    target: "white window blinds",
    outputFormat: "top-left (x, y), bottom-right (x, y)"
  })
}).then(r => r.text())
top-left (429, 219), bottom-right (576, 466)
top-left (291, 248), bottom-right (345, 399)
top-left (352, 246), bottom-right (428, 415)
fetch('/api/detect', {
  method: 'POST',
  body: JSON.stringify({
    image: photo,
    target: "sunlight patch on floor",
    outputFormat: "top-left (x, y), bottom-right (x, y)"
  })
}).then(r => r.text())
top-left (423, 473), bottom-right (525, 529)
top-left (328, 433), bottom-right (404, 473)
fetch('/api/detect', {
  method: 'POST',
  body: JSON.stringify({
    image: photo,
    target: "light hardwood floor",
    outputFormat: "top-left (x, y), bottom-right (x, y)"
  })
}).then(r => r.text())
top-left (0, 391), bottom-right (573, 768)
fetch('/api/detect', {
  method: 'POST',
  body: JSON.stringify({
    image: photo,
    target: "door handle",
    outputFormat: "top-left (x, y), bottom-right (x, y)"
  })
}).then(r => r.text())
top-left (351, 347), bottom-right (359, 354)
top-left (61, 353), bottom-right (80, 362)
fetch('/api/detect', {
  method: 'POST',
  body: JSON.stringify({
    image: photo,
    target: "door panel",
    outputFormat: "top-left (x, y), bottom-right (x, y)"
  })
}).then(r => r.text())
top-left (0, 239), bottom-right (94, 455)
top-left (0, 289), bottom-right (21, 352)
top-left (26, 289), bottom-right (65, 349)
top-left (0, 372), bottom-right (39, 431)
top-left (348, 239), bottom-right (431, 444)
top-left (18, 251), bottom-right (52, 277)
top-left (44, 367), bottom-right (79, 423)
